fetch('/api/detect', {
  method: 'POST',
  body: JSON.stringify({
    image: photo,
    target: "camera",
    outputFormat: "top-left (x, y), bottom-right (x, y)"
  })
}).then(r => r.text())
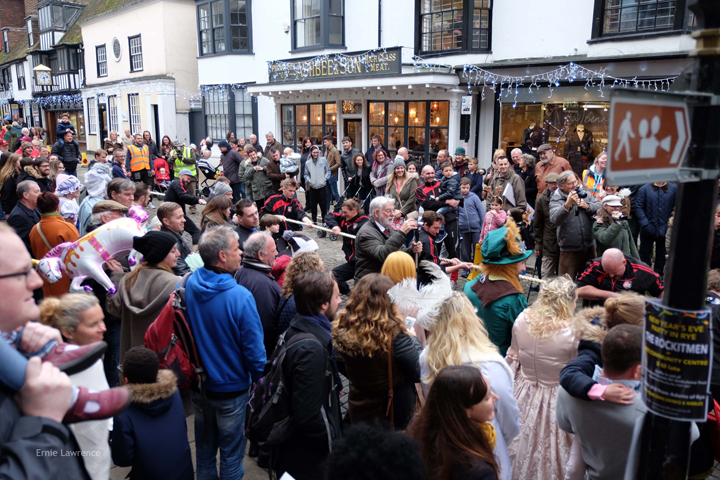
top-left (574, 186), bottom-right (588, 199)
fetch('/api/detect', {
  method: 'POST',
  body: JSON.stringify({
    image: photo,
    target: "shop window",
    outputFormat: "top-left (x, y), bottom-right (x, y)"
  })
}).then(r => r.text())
top-left (368, 100), bottom-right (449, 166)
top-left (129, 35), bottom-right (143, 72)
top-left (197, 0), bottom-right (253, 56)
top-left (16, 64), bottom-right (25, 90)
top-left (592, 0), bottom-right (689, 38)
top-left (499, 102), bottom-right (610, 163)
top-left (282, 102), bottom-right (337, 152)
top-left (56, 111), bottom-right (85, 142)
top-left (108, 96), bottom-right (119, 134)
top-left (128, 93), bottom-right (141, 135)
top-left (87, 98), bottom-right (98, 135)
top-left (416, 0), bottom-right (491, 55)
top-left (292, 0), bottom-right (344, 52)
top-left (96, 45), bottom-right (107, 78)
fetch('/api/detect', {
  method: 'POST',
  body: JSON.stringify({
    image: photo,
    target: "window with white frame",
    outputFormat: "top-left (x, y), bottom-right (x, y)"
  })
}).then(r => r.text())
top-left (96, 45), bottom-right (107, 77)
top-left (16, 64), bottom-right (25, 90)
top-left (2, 31), bottom-right (8, 54)
top-left (234, 89), bottom-right (254, 140)
top-left (591, 0), bottom-right (692, 38)
top-left (88, 98), bottom-right (98, 135)
top-left (128, 93), bottom-right (141, 134)
top-left (204, 89), bottom-right (229, 140)
top-left (128, 35), bottom-right (143, 72)
top-left (26, 19), bottom-right (34, 47)
top-left (108, 96), bottom-right (119, 134)
top-left (196, 0), bottom-right (252, 56)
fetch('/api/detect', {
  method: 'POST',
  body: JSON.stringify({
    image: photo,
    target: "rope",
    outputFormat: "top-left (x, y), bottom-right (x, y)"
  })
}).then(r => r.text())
top-left (278, 216), bottom-right (357, 239)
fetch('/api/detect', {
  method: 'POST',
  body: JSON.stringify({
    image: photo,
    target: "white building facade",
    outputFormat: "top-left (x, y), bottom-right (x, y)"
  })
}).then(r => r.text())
top-left (195, 0), bottom-right (697, 167)
top-left (81, 0), bottom-right (199, 152)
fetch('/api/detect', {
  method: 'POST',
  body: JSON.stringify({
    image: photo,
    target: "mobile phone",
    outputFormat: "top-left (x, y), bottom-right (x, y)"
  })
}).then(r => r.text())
top-left (404, 316), bottom-right (417, 330)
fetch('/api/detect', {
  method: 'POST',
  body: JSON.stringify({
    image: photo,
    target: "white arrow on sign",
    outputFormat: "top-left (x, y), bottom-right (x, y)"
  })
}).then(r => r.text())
top-left (670, 110), bottom-right (688, 165)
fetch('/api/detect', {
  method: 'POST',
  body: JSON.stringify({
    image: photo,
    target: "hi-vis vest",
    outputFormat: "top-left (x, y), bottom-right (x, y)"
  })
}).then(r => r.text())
top-left (128, 144), bottom-right (150, 172)
top-left (582, 168), bottom-right (604, 197)
top-left (173, 147), bottom-right (197, 177)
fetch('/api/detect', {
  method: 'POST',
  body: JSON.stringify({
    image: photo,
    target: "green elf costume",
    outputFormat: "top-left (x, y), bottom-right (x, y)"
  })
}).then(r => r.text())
top-left (463, 221), bottom-right (533, 356)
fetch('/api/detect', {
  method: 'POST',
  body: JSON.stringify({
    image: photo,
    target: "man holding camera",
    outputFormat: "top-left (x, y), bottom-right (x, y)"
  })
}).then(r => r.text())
top-left (549, 170), bottom-right (600, 279)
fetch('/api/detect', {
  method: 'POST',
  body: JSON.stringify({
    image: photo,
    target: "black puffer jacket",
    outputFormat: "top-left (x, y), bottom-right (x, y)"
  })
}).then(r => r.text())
top-left (51, 140), bottom-right (81, 172)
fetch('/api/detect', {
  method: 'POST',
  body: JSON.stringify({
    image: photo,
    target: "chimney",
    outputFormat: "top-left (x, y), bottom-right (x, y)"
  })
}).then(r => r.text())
top-left (1, 0), bottom-right (26, 29)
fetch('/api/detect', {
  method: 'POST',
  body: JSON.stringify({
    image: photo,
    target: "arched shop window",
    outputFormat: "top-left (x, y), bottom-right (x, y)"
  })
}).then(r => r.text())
top-left (369, 100), bottom-right (449, 167)
top-left (282, 103), bottom-right (337, 152)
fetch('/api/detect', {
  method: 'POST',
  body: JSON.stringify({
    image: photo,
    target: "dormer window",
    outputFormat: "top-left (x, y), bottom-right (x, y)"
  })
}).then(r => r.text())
top-left (26, 19), bottom-right (34, 47)
top-left (37, 0), bottom-right (84, 49)
top-left (2, 30), bottom-right (8, 54)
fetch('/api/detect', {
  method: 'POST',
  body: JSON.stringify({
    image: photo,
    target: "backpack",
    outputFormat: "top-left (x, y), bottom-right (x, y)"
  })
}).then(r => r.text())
top-left (144, 275), bottom-right (205, 392)
top-left (245, 331), bottom-right (327, 447)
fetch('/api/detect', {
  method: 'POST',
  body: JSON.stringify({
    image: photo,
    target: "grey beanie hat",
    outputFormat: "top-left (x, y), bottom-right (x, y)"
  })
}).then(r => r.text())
top-left (393, 155), bottom-right (406, 169)
top-left (213, 182), bottom-right (233, 197)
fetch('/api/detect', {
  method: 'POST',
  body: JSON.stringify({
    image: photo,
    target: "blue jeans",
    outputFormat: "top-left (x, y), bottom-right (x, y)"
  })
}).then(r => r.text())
top-left (192, 390), bottom-right (249, 480)
top-left (326, 175), bottom-right (339, 211)
top-left (239, 182), bottom-right (247, 200)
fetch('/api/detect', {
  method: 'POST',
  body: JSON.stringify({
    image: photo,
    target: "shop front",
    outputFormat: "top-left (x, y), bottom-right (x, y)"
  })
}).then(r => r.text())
top-left (249, 48), bottom-right (462, 167)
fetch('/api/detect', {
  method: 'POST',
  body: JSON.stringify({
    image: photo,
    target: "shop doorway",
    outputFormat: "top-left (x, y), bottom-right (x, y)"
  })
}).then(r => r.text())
top-left (344, 119), bottom-right (362, 151)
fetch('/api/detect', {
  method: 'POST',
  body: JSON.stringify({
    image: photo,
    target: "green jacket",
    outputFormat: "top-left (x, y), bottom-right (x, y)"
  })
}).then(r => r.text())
top-left (463, 275), bottom-right (527, 357)
top-left (592, 218), bottom-right (639, 258)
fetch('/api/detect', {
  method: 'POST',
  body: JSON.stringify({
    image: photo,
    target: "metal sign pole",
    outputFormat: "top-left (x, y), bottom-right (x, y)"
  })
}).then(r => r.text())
top-left (636, 1), bottom-right (720, 478)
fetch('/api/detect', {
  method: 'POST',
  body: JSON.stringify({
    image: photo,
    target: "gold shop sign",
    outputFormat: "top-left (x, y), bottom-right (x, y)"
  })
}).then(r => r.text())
top-left (268, 48), bottom-right (402, 84)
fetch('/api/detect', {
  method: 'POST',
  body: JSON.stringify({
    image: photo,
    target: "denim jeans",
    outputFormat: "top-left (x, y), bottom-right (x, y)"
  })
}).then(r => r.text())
top-left (326, 175), bottom-right (339, 211)
top-left (239, 182), bottom-right (247, 200)
top-left (192, 389), bottom-right (249, 480)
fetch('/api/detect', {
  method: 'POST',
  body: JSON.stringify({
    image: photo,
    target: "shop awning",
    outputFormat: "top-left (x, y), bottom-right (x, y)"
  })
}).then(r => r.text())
top-left (246, 73), bottom-right (461, 95)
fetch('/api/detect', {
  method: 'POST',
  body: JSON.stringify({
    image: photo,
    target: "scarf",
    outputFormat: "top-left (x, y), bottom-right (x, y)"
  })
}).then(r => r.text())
top-left (241, 255), bottom-right (273, 275)
top-left (479, 421), bottom-right (497, 450)
top-left (303, 312), bottom-right (333, 338)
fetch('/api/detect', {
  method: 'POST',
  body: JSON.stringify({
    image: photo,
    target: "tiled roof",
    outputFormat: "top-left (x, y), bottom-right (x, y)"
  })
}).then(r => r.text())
top-left (57, 0), bottom-right (138, 45)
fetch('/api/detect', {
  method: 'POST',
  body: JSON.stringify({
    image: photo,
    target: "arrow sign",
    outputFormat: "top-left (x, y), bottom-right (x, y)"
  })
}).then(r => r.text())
top-left (606, 90), bottom-right (691, 186)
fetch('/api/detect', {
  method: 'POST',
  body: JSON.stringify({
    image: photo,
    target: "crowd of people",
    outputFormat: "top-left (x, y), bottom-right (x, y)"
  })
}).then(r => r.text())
top-left (1, 122), bottom-right (719, 480)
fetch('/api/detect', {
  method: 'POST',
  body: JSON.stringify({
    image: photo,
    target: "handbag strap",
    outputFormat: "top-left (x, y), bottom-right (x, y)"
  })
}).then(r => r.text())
top-left (36, 223), bottom-right (52, 250)
top-left (385, 334), bottom-right (395, 427)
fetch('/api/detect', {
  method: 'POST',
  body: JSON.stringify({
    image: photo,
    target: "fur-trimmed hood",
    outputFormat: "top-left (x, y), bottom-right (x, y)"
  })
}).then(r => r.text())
top-left (570, 306), bottom-right (608, 344)
top-left (21, 165), bottom-right (41, 179)
top-left (126, 370), bottom-right (178, 415)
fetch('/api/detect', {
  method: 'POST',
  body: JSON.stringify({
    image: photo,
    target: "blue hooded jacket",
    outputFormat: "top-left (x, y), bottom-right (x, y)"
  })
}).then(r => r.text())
top-left (185, 267), bottom-right (267, 392)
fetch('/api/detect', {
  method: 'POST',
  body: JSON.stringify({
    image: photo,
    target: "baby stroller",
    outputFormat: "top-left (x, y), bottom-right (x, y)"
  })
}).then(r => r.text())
top-left (197, 158), bottom-right (222, 198)
top-left (152, 157), bottom-right (171, 193)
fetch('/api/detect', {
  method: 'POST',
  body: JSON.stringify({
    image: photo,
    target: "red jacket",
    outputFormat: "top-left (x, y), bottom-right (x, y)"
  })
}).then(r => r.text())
top-left (324, 211), bottom-right (369, 263)
top-left (261, 194), bottom-right (308, 233)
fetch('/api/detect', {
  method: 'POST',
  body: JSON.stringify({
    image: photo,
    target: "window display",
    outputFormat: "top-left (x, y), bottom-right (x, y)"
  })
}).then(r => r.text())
top-left (282, 102), bottom-right (337, 152)
top-left (500, 102), bottom-right (608, 165)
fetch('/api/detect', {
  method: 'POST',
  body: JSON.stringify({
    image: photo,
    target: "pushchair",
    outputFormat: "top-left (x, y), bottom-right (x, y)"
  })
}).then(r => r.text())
top-left (152, 157), bottom-right (171, 193)
top-left (197, 158), bottom-right (223, 198)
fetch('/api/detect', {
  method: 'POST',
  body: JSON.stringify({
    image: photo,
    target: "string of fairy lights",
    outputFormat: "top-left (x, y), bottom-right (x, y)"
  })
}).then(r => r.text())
top-left (0, 48), bottom-right (680, 110)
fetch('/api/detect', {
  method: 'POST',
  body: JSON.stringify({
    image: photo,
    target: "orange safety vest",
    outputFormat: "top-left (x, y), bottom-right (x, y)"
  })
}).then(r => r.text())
top-left (128, 144), bottom-right (150, 172)
top-left (582, 168), bottom-right (605, 197)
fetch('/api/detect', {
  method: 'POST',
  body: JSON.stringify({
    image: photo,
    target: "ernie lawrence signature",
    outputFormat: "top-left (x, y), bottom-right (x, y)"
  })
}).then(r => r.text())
top-left (36, 449), bottom-right (101, 457)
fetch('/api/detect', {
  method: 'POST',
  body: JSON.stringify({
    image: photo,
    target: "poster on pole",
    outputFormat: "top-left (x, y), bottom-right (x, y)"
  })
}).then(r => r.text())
top-left (642, 299), bottom-right (713, 422)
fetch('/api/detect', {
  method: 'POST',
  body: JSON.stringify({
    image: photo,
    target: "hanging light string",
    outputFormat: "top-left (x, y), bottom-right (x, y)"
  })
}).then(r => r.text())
top-left (413, 58), bottom-right (677, 104)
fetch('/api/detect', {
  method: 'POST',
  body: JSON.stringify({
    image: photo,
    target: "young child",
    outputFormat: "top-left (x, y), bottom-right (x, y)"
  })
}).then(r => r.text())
top-left (260, 213), bottom-right (292, 258)
top-left (111, 347), bottom-right (193, 480)
top-left (55, 112), bottom-right (77, 146)
top-left (280, 147), bottom-right (301, 179)
top-left (156, 167), bottom-right (171, 189)
top-left (436, 161), bottom-right (463, 217)
top-left (55, 173), bottom-right (83, 224)
top-left (458, 177), bottom-right (485, 263)
top-left (480, 195), bottom-right (507, 244)
top-left (463, 157), bottom-right (486, 196)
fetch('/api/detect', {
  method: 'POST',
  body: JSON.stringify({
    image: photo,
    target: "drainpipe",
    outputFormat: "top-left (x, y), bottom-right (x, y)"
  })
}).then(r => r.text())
top-left (378, 0), bottom-right (382, 48)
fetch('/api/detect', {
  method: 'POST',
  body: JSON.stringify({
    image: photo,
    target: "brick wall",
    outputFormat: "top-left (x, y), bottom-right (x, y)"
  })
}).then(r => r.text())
top-left (1, 0), bottom-right (27, 29)
top-left (6, 29), bottom-right (27, 51)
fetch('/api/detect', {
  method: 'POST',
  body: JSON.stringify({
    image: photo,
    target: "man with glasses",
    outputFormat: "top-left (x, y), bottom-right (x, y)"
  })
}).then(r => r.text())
top-left (549, 170), bottom-right (601, 279)
top-left (0, 224), bottom-right (91, 478)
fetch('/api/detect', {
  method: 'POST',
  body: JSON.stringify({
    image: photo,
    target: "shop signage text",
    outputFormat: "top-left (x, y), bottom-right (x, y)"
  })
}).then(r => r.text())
top-left (269, 48), bottom-right (402, 84)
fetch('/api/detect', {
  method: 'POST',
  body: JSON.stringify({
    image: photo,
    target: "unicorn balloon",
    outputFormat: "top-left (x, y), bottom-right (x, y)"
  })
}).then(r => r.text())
top-left (36, 205), bottom-right (149, 295)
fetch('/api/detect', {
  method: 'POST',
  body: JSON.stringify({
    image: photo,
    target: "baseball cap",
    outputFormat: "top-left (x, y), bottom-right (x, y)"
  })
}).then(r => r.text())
top-left (0, 139), bottom-right (8, 147)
